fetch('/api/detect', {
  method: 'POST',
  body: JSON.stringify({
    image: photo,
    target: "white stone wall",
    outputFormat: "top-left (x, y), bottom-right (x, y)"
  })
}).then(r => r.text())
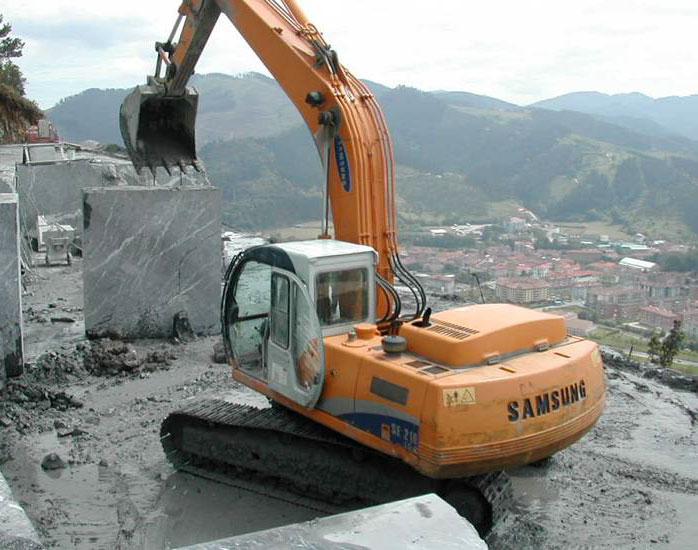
top-left (83, 187), bottom-right (222, 339)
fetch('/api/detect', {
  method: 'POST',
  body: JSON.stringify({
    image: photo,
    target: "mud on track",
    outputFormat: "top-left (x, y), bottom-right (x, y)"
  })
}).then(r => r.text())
top-left (1, 257), bottom-right (697, 549)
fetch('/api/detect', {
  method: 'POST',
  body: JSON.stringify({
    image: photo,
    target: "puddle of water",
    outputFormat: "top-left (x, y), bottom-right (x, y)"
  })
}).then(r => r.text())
top-left (508, 467), bottom-right (560, 514)
top-left (3, 431), bottom-right (120, 549)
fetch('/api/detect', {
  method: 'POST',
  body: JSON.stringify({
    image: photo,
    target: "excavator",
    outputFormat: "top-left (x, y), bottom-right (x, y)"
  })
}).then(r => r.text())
top-left (120, 0), bottom-right (606, 536)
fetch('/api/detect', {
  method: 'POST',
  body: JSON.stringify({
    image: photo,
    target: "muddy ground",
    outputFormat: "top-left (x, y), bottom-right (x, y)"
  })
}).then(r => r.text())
top-left (1, 257), bottom-right (697, 549)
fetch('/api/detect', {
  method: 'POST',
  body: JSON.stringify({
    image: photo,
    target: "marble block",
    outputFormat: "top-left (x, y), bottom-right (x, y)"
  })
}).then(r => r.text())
top-left (180, 494), bottom-right (486, 550)
top-left (0, 194), bottom-right (24, 380)
top-left (15, 160), bottom-right (209, 237)
top-left (83, 187), bottom-right (222, 339)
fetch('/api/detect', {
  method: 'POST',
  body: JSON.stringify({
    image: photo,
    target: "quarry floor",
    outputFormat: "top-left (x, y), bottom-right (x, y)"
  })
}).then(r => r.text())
top-left (0, 257), bottom-right (697, 549)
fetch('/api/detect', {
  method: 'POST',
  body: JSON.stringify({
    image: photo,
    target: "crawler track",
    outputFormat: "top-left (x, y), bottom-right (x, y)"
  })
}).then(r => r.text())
top-left (161, 398), bottom-right (511, 536)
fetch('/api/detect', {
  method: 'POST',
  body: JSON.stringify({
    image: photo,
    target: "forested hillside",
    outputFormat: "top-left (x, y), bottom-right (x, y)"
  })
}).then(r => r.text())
top-left (47, 72), bottom-right (301, 145)
top-left (534, 91), bottom-right (698, 142)
top-left (200, 84), bottom-right (698, 236)
top-left (47, 73), bottom-right (698, 237)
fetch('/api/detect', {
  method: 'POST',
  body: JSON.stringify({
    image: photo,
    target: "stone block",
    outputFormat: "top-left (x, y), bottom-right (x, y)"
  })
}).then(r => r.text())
top-left (15, 160), bottom-right (208, 237)
top-left (83, 187), bottom-right (222, 339)
top-left (0, 194), bottom-right (23, 381)
top-left (0, 144), bottom-right (22, 193)
top-left (179, 494), bottom-right (486, 550)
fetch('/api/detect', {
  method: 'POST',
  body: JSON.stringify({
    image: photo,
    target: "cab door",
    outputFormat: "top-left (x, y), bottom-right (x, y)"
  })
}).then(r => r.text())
top-left (225, 259), bottom-right (271, 380)
top-left (267, 270), bottom-right (325, 409)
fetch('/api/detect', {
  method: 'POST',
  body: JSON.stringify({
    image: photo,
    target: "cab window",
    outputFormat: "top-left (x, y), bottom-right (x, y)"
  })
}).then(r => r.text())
top-left (271, 273), bottom-right (290, 348)
top-left (315, 268), bottom-right (368, 326)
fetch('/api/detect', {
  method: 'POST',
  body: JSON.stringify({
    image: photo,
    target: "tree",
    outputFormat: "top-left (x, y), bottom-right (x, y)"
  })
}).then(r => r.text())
top-left (0, 84), bottom-right (41, 142)
top-left (647, 333), bottom-right (662, 364)
top-left (0, 14), bottom-right (38, 142)
top-left (0, 14), bottom-right (25, 95)
top-left (659, 320), bottom-right (685, 368)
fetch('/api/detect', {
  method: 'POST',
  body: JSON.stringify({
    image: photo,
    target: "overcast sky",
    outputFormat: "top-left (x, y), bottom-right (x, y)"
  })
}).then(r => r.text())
top-left (3, 0), bottom-right (698, 109)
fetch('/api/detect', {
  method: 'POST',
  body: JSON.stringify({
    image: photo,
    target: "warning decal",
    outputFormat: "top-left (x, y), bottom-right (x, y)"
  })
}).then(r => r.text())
top-left (443, 387), bottom-right (477, 407)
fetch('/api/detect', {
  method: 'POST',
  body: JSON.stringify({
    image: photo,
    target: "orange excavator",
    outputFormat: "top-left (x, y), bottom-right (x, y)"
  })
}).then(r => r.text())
top-left (120, 0), bottom-right (605, 535)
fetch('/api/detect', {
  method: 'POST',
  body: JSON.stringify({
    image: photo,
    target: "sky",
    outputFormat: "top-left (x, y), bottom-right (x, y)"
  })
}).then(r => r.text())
top-left (3, 0), bottom-right (698, 109)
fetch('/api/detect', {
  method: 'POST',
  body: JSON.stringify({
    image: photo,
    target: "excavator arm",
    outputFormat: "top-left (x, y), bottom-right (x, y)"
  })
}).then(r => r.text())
top-left (120, 0), bottom-right (425, 320)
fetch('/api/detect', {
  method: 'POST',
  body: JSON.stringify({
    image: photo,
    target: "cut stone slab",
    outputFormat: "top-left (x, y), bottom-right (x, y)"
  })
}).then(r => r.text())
top-left (176, 494), bottom-right (487, 549)
top-left (0, 193), bottom-right (24, 381)
top-left (83, 187), bottom-right (221, 339)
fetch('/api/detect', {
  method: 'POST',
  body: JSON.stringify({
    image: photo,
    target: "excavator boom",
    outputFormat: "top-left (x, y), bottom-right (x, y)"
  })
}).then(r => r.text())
top-left (119, 0), bottom-right (423, 320)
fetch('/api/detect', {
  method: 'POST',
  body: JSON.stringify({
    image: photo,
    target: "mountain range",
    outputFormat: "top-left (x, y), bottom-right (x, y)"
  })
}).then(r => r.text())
top-left (46, 73), bottom-right (698, 239)
top-left (533, 92), bottom-right (698, 142)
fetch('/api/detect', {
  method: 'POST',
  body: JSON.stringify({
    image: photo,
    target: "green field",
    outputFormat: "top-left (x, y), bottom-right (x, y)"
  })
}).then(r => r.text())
top-left (589, 326), bottom-right (698, 374)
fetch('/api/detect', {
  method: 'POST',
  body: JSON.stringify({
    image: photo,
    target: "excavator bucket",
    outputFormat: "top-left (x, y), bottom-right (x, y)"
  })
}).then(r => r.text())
top-left (119, 84), bottom-right (199, 174)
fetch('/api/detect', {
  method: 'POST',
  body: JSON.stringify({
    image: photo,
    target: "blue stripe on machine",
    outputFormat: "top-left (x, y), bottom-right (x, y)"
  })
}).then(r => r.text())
top-left (339, 412), bottom-right (419, 453)
top-left (318, 397), bottom-right (419, 425)
top-left (334, 135), bottom-right (351, 192)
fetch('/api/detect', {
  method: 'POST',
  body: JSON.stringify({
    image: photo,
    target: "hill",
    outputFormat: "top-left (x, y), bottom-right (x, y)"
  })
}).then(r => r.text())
top-left (199, 85), bottom-right (698, 237)
top-left (46, 72), bottom-right (302, 145)
top-left (46, 74), bottom-right (698, 239)
top-left (533, 91), bottom-right (698, 142)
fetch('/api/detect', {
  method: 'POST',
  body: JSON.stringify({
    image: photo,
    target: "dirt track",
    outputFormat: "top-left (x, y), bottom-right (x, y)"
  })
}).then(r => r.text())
top-left (1, 257), bottom-right (697, 549)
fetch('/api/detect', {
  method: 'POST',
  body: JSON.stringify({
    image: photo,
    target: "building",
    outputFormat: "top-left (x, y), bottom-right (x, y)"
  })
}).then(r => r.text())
top-left (682, 309), bottom-right (698, 339)
top-left (505, 217), bottom-right (527, 234)
top-left (417, 273), bottom-right (456, 295)
top-left (640, 274), bottom-right (686, 300)
top-left (586, 287), bottom-right (645, 321)
top-left (496, 277), bottom-right (548, 304)
top-left (570, 280), bottom-right (599, 302)
top-left (545, 274), bottom-right (572, 300)
top-left (619, 257), bottom-right (657, 272)
top-left (639, 306), bottom-right (680, 332)
top-left (560, 312), bottom-right (596, 337)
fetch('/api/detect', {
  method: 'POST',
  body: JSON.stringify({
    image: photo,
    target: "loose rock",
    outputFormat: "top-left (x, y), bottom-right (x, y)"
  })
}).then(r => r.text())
top-left (212, 341), bottom-right (227, 364)
top-left (41, 453), bottom-right (67, 471)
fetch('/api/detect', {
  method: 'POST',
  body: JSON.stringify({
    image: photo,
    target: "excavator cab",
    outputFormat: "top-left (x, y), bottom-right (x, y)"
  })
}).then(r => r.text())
top-left (222, 240), bottom-right (377, 409)
top-left (119, 81), bottom-right (199, 174)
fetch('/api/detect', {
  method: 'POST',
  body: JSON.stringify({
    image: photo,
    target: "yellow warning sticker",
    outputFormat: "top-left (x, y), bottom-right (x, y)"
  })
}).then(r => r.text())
top-left (443, 387), bottom-right (476, 407)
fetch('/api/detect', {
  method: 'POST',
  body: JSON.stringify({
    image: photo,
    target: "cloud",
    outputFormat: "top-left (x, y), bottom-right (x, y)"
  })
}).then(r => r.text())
top-left (1, 0), bottom-right (697, 109)
top-left (13, 17), bottom-right (151, 49)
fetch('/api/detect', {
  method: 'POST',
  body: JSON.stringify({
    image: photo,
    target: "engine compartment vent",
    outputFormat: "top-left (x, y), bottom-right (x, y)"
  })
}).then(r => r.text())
top-left (426, 319), bottom-right (480, 341)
